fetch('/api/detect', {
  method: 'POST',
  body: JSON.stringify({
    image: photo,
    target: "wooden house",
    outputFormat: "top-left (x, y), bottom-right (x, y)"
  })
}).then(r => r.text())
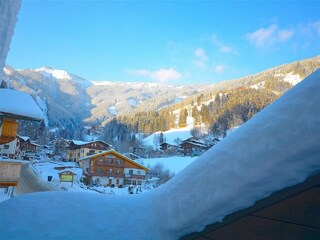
top-left (15, 135), bottom-right (39, 159)
top-left (179, 137), bottom-right (210, 156)
top-left (0, 89), bottom-right (43, 145)
top-left (159, 142), bottom-right (178, 151)
top-left (79, 149), bottom-right (150, 187)
top-left (66, 140), bottom-right (111, 162)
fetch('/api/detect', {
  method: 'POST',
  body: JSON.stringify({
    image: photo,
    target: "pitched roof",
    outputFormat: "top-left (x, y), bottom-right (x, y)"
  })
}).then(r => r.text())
top-left (17, 135), bottom-right (30, 142)
top-left (79, 149), bottom-right (150, 172)
top-left (69, 140), bottom-right (110, 147)
top-left (0, 89), bottom-right (43, 121)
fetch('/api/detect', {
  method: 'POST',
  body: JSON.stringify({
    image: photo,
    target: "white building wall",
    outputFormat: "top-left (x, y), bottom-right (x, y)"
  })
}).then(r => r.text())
top-left (0, 139), bottom-right (17, 157)
top-left (0, 0), bottom-right (21, 79)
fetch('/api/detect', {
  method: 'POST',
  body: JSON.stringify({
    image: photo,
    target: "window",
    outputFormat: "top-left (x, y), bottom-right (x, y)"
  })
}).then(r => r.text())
top-left (97, 168), bottom-right (101, 173)
top-left (137, 170), bottom-right (141, 175)
top-left (117, 159), bottom-right (121, 164)
top-left (137, 180), bottom-right (142, 185)
top-left (129, 170), bottom-right (133, 175)
top-left (86, 168), bottom-right (89, 172)
top-left (132, 180), bottom-right (137, 185)
top-left (116, 169), bottom-right (120, 174)
top-left (3, 145), bottom-right (9, 150)
top-left (109, 158), bottom-right (113, 163)
top-left (109, 168), bottom-right (113, 174)
top-left (116, 179), bottom-right (119, 185)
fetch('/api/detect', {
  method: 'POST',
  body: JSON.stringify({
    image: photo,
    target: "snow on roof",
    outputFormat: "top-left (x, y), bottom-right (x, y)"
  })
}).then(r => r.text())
top-left (79, 149), bottom-right (150, 171)
top-left (69, 139), bottom-right (110, 146)
top-left (58, 169), bottom-right (77, 175)
top-left (70, 140), bottom-right (89, 146)
top-left (0, 70), bottom-right (319, 239)
top-left (0, 89), bottom-right (43, 120)
top-left (17, 135), bottom-right (30, 142)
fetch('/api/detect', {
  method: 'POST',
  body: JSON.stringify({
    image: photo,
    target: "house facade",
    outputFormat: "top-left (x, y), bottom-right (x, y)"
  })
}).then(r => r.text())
top-left (79, 149), bottom-right (150, 187)
top-left (179, 137), bottom-right (210, 156)
top-left (66, 140), bottom-right (111, 162)
top-left (159, 142), bottom-right (178, 152)
top-left (16, 135), bottom-right (39, 159)
top-left (0, 139), bottom-right (17, 158)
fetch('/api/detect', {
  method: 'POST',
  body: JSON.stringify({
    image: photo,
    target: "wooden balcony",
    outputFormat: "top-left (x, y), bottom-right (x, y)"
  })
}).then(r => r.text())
top-left (0, 160), bottom-right (22, 187)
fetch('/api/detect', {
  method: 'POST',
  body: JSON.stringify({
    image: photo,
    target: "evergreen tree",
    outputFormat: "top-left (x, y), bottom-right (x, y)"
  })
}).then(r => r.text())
top-left (179, 108), bottom-right (188, 127)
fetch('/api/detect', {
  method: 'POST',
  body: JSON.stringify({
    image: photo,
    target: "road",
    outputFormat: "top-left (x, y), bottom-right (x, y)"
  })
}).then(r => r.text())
top-left (14, 163), bottom-right (57, 195)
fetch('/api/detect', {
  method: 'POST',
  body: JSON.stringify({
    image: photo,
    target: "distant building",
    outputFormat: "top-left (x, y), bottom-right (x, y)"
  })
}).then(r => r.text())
top-left (79, 149), bottom-right (150, 187)
top-left (159, 142), bottom-right (179, 151)
top-left (16, 135), bottom-right (39, 159)
top-left (179, 137), bottom-right (210, 156)
top-left (66, 140), bottom-right (111, 162)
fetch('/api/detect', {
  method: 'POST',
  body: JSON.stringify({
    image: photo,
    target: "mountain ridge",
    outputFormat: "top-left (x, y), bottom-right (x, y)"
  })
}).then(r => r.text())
top-left (3, 55), bottom-right (320, 137)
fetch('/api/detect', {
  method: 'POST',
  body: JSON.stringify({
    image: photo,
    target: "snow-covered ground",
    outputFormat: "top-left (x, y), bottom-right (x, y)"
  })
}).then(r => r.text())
top-left (283, 72), bottom-right (302, 85)
top-left (1, 70), bottom-right (319, 240)
top-left (137, 156), bottom-right (198, 174)
top-left (144, 126), bottom-right (193, 149)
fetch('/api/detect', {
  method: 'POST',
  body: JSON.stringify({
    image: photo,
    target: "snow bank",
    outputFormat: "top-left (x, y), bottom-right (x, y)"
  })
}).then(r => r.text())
top-left (0, 89), bottom-right (43, 120)
top-left (0, 70), bottom-right (319, 240)
top-left (138, 156), bottom-right (198, 174)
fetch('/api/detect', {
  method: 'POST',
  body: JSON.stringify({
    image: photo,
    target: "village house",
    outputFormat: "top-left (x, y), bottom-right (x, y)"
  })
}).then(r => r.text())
top-left (0, 89), bottom-right (43, 188)
top-left (79, 149), bottom-right (150, 187)
top-left (179, 137), bottom-right (210, 156)
top-left (16, 135), bottom-right (39, 159)
top-left (159, 142), bottom-right (179, 152)
top-left (0, 139), bottom-right (17, 159)
top-left (66, 140), bottom-right (111, 162)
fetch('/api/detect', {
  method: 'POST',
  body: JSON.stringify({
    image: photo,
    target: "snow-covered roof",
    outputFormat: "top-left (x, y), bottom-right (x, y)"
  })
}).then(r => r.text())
top-left (17, 135), bottom-right (30, 142)
top-left (79, 149), bottom-right (150, 172)
top-left (0, 70), bottom-right (319, 239)
top-left (58, 169), bottom-right (77, 175)
top-left (0, 89), bottom-right (43, 120)
top-left (69, 140), bottom-right (110, 146)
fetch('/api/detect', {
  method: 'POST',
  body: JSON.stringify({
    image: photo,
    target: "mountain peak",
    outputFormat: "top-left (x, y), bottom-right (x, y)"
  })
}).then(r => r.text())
top-left (34, 67), bottom-right (71, 80)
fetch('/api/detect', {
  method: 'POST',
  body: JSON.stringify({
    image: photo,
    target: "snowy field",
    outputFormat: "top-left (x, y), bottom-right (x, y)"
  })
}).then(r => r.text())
top-left (137, 156), bottom-right (198, 174)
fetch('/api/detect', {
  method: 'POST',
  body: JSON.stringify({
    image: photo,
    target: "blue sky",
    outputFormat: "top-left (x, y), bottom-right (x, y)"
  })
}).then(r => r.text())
top-left (7, 0), bottom-right (320, 85)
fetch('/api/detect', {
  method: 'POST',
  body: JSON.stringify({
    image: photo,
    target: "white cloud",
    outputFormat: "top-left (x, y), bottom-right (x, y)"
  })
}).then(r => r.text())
top-left (211, 35), bottom-right (238, 55)
top-left (194, 48), bottom-right (209, 69)
top-left (195, 48), bottom-right (208, 62)
top-left (214, 64), bottom-right (225, 73)
top-left (128, 68), bottom-right (182, 83)
top-left (246, 24), bottom-right (294, 48)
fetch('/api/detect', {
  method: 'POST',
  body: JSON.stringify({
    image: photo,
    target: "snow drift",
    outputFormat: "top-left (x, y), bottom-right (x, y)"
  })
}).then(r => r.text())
top-left (0, 70), bottom-right (319, 239)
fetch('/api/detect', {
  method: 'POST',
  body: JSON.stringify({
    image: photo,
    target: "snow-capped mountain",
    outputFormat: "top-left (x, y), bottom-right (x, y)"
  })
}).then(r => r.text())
top-left (34, 66), bottom-right (93, 88)
top-left (2, 55), bottom-right (319, 134)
